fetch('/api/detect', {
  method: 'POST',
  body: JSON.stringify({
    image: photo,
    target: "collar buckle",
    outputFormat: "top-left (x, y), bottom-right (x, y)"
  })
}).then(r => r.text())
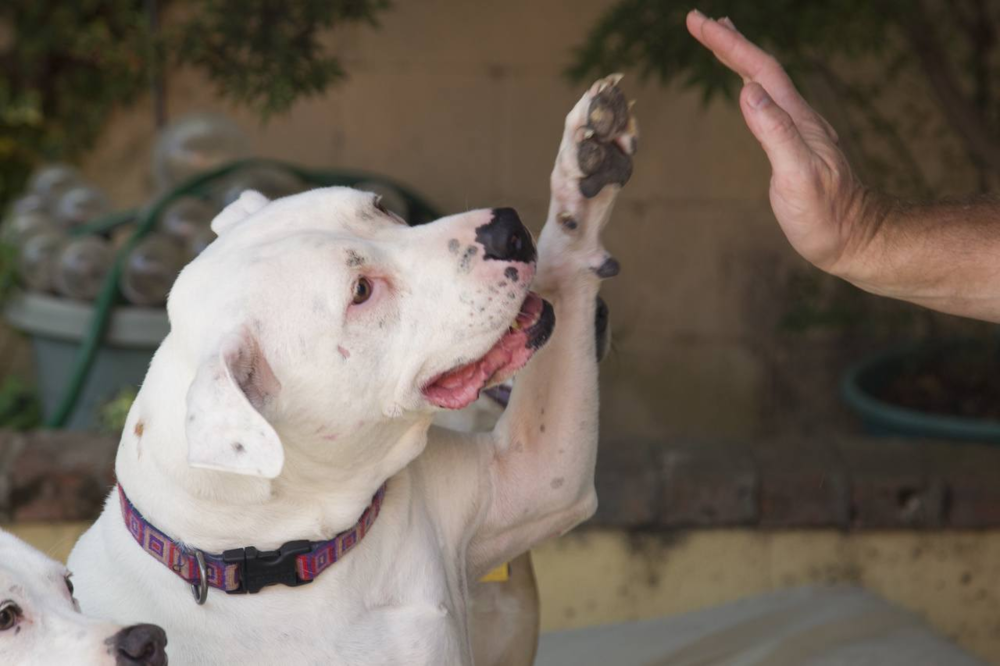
top-left (223, 540), bottom-right (313, 594)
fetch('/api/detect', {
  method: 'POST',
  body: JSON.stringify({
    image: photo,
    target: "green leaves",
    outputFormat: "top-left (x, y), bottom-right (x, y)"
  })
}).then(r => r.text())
top-left (567, 0), bottom-right (734, 102)
top-left (175, 0), bottom-right (391, 119)
top-left (0, 0), bottom-right (392, 209)
top-left (0, 375), bottom-right (42, 431)
top-left (98, 385), bottom-right (137, 433)
top-left (567, 0), bottom-right (903, 102)
top-left (568, 0), bottom-right (1000, 197)
top-left (0, 0), bottom-right (150, 206)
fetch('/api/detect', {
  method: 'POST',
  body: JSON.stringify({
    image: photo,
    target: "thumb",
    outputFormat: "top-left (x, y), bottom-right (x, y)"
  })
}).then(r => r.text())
top-left (740, 82), bottom-right (814, 178)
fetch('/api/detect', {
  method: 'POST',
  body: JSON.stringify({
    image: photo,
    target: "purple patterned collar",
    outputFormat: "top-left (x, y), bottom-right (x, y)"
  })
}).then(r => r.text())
top-left (118, 482), bottom-right (387, 604)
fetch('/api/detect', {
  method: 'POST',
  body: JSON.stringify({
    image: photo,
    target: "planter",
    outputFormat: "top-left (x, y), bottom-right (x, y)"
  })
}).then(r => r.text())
top-left (4, 292), bottom-right (168, 430)
top-left (841, 340), bottom-right (1000, 443)
top-left (2, 161), bottom-right (444, 430)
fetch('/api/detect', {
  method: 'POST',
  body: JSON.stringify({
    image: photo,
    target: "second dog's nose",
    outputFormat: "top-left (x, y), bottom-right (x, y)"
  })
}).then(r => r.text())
top-left (114, 623), bottom-right (168, 666)
top-left (476, 208), bottom-right (536, 264)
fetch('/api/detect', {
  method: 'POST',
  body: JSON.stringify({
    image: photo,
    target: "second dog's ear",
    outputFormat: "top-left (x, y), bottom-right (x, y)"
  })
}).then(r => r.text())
top-left (211, 190), bottom-right (270, 235)
top-left (185, 328), bottom-right (284, 478)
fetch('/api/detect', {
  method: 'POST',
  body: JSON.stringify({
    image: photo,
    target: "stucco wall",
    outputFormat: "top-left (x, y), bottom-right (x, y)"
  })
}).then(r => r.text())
top-left (2, 0), bottom-right (978, 443)
top-left (74, 0), bottom-right (818, 444)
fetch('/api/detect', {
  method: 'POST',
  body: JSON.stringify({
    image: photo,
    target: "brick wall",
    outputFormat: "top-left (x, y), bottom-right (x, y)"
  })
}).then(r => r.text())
top-left (7, 429), bottom-right (1000, 531)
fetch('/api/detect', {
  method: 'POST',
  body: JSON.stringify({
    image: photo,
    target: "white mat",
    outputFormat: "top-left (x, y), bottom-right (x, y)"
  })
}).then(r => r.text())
top-left (536, 586), bottom-right (984, 666)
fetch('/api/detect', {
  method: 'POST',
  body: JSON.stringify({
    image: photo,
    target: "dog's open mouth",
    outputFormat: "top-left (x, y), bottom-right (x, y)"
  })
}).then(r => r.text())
top-left (423, 292), bottom-right (554, 410)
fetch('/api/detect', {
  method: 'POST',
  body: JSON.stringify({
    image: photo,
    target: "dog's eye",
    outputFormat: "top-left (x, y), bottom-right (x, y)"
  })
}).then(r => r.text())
top-left (64, 574), bottom-right (74, 597)
top-left (352, 277), bottom-right (373, 305)
top-left (0, 602), bottom-right (21, 631)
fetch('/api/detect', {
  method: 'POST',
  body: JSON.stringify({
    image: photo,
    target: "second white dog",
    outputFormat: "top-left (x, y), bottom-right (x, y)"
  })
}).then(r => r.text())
top-left (0, 529), bottom-right (167, 666)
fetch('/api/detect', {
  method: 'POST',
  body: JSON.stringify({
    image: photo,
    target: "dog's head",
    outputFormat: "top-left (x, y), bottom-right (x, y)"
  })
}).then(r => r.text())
top-left (0, 531), bottom-right (167, 666)
top-left (168, 188), bottom-right (553, 478)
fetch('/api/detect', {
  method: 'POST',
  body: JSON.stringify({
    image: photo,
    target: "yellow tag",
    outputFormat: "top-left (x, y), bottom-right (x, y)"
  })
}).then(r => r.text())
top-left (479, 562), bottom-right (511, 583)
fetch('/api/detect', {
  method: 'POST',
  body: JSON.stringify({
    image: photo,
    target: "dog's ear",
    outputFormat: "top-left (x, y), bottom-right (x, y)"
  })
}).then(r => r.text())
top-left (185, 328), bottom-right (284, 478)
top-left (211, 190), bottom-right (270, 235)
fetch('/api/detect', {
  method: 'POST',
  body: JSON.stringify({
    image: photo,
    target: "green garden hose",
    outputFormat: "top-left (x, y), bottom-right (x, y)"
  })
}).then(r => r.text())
top-left (45, 159), bottom-right (442, 427)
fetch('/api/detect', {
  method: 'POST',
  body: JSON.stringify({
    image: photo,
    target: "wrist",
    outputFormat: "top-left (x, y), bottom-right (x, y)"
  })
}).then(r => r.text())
top-left (532, 225), bottom-right (598, 290)
top-left (826, 186), bottom-right (895, 286)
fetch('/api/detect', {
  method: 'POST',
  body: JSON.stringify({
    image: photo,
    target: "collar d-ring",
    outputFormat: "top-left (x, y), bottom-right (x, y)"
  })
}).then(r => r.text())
top-left (192, 550), bottom-right (208, 605)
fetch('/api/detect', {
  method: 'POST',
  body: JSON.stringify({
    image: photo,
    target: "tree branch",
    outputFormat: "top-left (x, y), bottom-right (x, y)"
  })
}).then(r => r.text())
top-left (944, 0), bottom-right (977, 36)
top-left (808, 58), bottom-right (932, 197)
top-left (903, 0), bottom-right (1000, 175)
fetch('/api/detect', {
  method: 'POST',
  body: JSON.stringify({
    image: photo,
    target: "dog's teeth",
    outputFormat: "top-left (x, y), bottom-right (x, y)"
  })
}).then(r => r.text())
top-left (583, 128), bottom-right (595, 139)
top-left (511, 321), bottom-right (521, 331)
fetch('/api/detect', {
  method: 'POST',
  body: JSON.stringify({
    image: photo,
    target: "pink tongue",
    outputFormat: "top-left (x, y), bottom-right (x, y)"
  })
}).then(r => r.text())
top-left (424, 328), bottom-right (530, 409)
top-left (424, 292), bottom-right (545, 410)
top-left (440, 363), bottom-right (478, 389)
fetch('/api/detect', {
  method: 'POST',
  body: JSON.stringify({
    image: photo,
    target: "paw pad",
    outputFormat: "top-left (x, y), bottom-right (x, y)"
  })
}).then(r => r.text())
top-left (577, 77), bottom-right (637, 199)
top-left (588, 86), bottom-right (630, 140)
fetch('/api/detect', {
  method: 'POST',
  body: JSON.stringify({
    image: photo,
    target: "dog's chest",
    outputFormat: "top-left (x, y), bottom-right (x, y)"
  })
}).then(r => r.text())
top-left (166, 495), bottom-right (470, 665)
top-left (327, 493), bottom-right (471, 663)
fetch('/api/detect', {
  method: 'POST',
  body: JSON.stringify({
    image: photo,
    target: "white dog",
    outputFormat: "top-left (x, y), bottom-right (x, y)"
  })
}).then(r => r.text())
top-left (69, 76), bottom-right (635, 665)
top-left (0, 529), bottom-right (167, 666)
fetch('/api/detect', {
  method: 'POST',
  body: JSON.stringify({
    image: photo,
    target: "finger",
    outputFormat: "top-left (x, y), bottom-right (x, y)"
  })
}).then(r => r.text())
top-left (685, 9), bottom-right (710, 41)
top-left (740, 83), bottom-right (815, 179)
top-left (696, 19), bottom-right (807, 113)
top-left (686, 10), bottom-right (742, 74)
top-left (697, 18), bottom-right (792, 93)
top-left (696, 17), bottom-right (837, 141)
top-left (715, 17), bottom-right (751, 81)
top-left (718, 17), bottom-right (839, 144)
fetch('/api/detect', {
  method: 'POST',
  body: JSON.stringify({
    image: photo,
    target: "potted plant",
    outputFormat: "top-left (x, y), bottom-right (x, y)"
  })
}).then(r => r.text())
top-left (4, 151), bottom-right (440, 429)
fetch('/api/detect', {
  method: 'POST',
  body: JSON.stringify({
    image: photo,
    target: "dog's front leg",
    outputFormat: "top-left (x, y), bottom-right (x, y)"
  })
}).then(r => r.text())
top-left (470, 76), bottom-right (636, 575)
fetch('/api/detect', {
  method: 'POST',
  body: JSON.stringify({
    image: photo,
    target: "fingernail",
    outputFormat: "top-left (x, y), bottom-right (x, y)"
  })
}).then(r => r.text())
top-left (691, 8), bottom-right (705, 18)
top-left (720, 16), bottom-right (737, 30)
top-left (746, 84), bottom-right (771, 109)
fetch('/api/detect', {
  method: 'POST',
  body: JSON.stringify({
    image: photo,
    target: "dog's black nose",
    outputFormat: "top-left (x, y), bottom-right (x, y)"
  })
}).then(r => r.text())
top-left (114, 623), bottom-right (168, 666)
top-left (476, 208), bottom-right (537, 264)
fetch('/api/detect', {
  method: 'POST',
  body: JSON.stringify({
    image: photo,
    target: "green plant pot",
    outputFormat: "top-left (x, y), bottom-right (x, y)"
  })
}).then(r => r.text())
top-left (4, 291), bottom-right (168, 430)
top-left (841, 340), bottom-right (1000, 443)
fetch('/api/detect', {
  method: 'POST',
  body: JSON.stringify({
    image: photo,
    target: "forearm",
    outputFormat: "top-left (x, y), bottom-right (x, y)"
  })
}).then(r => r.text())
top-left (469, 75), bottom-right (634, 572)
top-left (837, 192), bottom-right (1000, 322)
top-left (468, 243), bottom-right (603, 575)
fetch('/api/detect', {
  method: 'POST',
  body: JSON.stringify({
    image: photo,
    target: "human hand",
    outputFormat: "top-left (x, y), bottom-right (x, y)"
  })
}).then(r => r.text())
top-left (687, 10), bottom-right (878, 278)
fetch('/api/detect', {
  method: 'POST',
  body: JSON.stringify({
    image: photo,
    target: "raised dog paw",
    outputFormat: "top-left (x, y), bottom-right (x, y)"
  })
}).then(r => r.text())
top-left (543, 75), bottom-right (638, 280)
